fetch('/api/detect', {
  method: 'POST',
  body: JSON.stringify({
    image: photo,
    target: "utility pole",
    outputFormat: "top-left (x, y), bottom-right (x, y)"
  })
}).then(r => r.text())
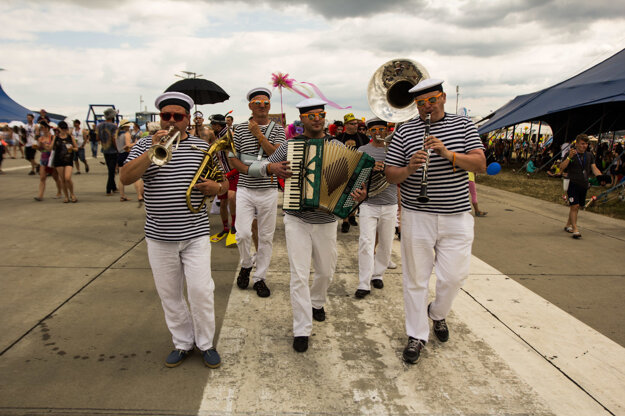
top-left (455, 85), bottom-right (459, 114)
top-left (139, 95), bottom-right (144, 112)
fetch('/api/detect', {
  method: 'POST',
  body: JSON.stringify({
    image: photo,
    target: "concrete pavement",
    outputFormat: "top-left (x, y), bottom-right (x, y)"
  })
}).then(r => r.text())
top-left (0, 157), bottom-right (623, 415)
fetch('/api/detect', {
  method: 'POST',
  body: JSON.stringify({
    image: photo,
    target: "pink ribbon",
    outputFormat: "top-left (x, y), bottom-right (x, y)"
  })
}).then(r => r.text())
top-left (271, 72), bottom-right (351, 118)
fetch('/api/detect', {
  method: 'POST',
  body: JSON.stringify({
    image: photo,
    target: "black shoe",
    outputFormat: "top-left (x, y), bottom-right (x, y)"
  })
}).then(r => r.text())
top-left (85, 164), bottom-right (89, 173)
top-left (253, 280), bottom-right (271, 297)
top-left (341, 222), bottom-right (350, 233)
top-left (348, 216), bottom-right (358, 226)
top-left (371, 279), bottom-right (384, 289)
top-left (354, 289), bottom-right (370, 299)
top-left (429, 303), bottom-right (449, 342)
top-left (402, 337), bottom-right (425, 364)
top-left (312, 307), bottom-right (325, 322)
top-left (293, 336), bottom-right (309, 352)
top-left (28, 171), bottom-right (35, 175)
top-left (237, 267), bottom-right (252, 289)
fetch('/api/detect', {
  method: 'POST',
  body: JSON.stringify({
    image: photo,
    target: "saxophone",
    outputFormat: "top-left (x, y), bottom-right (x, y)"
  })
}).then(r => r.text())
top-left (186, 129), bottom-right (236, 213)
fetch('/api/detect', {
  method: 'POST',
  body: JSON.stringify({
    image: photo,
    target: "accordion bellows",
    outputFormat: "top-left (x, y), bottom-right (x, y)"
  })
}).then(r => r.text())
top-left (284, 138), bottom-right (375, 218)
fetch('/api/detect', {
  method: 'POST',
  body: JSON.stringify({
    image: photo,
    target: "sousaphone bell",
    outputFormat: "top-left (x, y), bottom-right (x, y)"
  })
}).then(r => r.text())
top-left (366, 58), bottom-right (429, 196)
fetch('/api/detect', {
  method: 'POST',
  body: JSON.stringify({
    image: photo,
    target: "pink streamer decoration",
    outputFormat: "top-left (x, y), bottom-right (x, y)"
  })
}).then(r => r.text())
top-left (300, 81), bottom-right (351, 110)
top-left (271, 72), bottom-right (351, 116)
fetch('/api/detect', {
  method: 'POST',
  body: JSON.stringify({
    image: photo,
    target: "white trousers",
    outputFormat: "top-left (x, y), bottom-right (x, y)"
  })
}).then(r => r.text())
top-left (235, 187), bottom-right (278, 282)
top-left (284, 214), bottom-right (338, 337)
top-left (401, 210), bottom-right (474, 342)
top-left (146, 235), bottom-right (216, 351)
top-left (358, 203), bottom-right (398, 290)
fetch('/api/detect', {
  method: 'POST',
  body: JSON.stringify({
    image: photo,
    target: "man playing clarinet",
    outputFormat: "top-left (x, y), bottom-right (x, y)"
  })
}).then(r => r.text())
top-left (384, 79), bottom-right (486, 364)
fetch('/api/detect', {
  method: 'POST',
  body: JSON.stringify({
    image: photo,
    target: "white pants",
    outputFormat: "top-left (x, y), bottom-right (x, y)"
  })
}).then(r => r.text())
top-left (284, 214), bottom-right (337, 337)
top-left (401, 210), bottom-right (474, 342)
top-left (146, 235), bottom-right (216, 351)
top-left (235, 187), bottom-right (278, 283)
top-left (358, 203), bottom-right (398, 290)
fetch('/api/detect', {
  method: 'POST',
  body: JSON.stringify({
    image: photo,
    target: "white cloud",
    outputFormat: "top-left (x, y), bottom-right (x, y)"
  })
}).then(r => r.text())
top-left (0, 0), bottom-right (623, 125)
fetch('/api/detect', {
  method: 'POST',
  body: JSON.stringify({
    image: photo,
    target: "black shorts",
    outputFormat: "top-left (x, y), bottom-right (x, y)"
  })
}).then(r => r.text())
top-left (25, 146), bottom-right (36, 160)
top-left (567, 181), bottom-right (587, 206)
top-left (117, 152), bottom-right (129, 167)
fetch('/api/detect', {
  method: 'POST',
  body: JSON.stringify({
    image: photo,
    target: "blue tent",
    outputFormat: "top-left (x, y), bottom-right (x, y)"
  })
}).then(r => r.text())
top-left (0, 83), bottom-right (33, 123)
top-left (0, 83), bottom-right (66, 123)
top-left (478, 48), bottom-right (625, 146)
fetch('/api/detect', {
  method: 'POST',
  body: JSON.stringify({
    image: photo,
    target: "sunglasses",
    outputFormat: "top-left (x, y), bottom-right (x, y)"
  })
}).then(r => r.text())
top-left (301, 111), bottom-right (326, 120)
top-left (251, 100), bottom-right (270, 106)
top-left (160, 112), bottom-right (188, 122)
top-left (415, 92), bottom-right (444, 107)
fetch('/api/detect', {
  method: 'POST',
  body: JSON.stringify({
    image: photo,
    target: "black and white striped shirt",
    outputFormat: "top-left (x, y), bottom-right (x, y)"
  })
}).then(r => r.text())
top-left (267, 135), bottom-right (338, 224)
top-left (234, 122), bottom-right (286, 189)
top-left (358, 143), bottom-right (398, 206)
top-left (126, 135), bottom-right (211, 241)
top-left (385, 114), bottom-right (484, 214)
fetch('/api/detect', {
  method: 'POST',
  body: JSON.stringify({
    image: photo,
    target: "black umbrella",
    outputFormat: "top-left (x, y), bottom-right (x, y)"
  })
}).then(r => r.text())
top-left (165, 78), bottom-right (229, 106)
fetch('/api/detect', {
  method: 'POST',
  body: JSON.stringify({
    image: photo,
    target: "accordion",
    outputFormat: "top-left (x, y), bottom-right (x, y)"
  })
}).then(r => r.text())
top-left (283, 138), bottom-right (375, 219)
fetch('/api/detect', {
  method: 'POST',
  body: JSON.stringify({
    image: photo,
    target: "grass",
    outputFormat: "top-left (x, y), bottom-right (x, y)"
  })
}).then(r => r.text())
top-left (476, 166), bottom-right (625, 221)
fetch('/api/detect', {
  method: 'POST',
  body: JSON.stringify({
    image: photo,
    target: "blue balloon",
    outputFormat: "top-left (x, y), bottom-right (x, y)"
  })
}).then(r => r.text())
top-left (487, 162), bottom-right (501, 175)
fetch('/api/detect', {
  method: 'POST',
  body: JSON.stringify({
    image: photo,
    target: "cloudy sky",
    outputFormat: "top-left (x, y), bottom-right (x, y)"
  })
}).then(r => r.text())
top-left (1, 0), bottom-right (624, 124)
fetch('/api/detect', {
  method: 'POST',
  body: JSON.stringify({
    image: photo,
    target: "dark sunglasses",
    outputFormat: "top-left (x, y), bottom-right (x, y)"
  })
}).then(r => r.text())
top-left (160, 112), bottom-right (188, 122)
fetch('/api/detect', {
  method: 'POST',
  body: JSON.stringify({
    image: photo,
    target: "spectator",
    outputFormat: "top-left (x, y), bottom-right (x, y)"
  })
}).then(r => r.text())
top-left (72, 120), bottom-right (89, 174)
top-left (24, 114), bottom-right (39, 174)
top-left (116, 120), bottom-right (134, 201)
top-left (33, 121), bottom-right (62, 201)
top-left (51, 121), bottom-right (78, 203)
top-left (96, 108), bottom-right (119, 195)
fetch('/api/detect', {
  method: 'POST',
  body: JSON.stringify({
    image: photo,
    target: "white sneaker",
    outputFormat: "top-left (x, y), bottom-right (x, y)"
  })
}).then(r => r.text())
top-left (388, 260), bottom-right (397, 269)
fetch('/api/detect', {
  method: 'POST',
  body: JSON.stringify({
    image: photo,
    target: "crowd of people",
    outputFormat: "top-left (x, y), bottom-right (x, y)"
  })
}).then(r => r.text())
top-left (2, 77), bottom-right (493, 370)
top-left (116, 76), bottom-right (489, 370)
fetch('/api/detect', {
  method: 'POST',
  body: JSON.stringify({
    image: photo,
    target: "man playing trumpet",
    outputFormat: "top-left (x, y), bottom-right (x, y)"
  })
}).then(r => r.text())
top-left (120, 91), bottom-right (228, 369)
top-left (385, 79), bottom-right (485, 364)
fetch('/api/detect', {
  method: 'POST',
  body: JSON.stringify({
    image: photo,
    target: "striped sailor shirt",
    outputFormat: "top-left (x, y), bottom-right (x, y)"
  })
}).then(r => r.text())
top-left (233, 122), bottom-right (286, 189)
top-left (126, 135), bottom-right (211, 241)
top-left (267, 135), bottom-right (339, 224)
top-left (385, 113), bottom-right (484, 214)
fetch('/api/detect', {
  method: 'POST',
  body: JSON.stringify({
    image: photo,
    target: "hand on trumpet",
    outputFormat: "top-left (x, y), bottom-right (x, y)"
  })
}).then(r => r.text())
top-left (194, 178), bottom-right (228, 197)
top-left (151, 129), bottom-right (170, 145)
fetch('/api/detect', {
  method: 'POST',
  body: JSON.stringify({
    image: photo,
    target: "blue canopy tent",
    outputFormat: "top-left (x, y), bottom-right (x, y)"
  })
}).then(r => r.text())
top-left (0, 83), bottom-right (32, 123)
top-left (478, 48), bottom-right (625, 148)
top-left (0, 83), bottom-right (66, 123)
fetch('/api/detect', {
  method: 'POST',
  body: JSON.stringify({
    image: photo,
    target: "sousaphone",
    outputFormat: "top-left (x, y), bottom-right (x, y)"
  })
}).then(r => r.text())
top-left (366, 58), bottom-right (429, 196)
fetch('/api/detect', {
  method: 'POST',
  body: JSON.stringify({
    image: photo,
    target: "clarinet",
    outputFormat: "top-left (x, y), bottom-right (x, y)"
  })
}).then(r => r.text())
top-left (416, 113), bottom-right (432, 203)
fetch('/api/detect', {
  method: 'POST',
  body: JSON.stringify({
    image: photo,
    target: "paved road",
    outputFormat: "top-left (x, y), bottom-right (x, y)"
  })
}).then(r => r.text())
top-left (0, 157), bottom-right (623, 415)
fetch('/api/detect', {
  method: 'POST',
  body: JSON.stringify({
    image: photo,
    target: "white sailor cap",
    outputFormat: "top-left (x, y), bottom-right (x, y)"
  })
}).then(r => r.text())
top-left (154, 91), bottom-right (194, 111)
top-left (246, 87), bottom-right (272, 101)
top-left (366, 117), bottom-right (387, 128)
top-left (295, 98), bottom-right (327, 114)
top-left (408, 78), bottom-right (444, 96)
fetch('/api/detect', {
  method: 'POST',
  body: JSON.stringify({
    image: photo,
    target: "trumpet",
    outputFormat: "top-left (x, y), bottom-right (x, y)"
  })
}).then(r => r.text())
top-left (186, 129), bottom-right (235, 213)
top-left (416, 113), bottom-right (432, 203)
top-left (148, 126), bottom-right (181, 166)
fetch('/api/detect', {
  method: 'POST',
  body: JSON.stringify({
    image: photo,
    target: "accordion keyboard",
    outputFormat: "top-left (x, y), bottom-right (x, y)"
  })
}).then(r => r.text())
top-left (283, 140), bottom-right (306, 210)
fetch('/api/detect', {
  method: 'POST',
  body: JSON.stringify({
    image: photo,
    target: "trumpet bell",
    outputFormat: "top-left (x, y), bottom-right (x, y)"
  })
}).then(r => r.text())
top-left (367, 58), bottom-right (429, 123)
